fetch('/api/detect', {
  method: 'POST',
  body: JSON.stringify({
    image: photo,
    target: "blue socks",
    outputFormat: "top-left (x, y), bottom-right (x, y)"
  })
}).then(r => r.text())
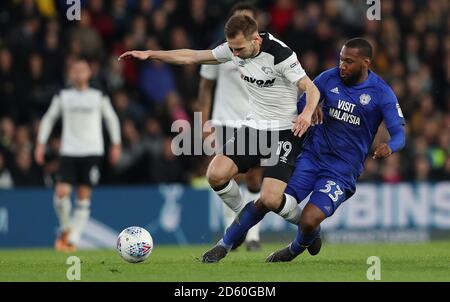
top-left (219, 201), bottom-right (266, 250)
top-left (289, 225), bottom-right (321, 255)
top-left (218, 200), bottom-right (322, 258)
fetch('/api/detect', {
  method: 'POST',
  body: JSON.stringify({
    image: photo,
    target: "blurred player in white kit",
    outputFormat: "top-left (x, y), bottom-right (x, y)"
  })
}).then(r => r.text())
top-left (35, 58), bottom-right (121, 252)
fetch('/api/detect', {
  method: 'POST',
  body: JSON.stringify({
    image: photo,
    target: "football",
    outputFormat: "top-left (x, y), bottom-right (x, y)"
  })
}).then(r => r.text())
top-left (116, 226), bottom-right (154, 263)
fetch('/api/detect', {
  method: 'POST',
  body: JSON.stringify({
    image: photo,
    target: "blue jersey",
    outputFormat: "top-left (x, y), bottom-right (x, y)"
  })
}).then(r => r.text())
top-left (298, 67), bottom-right (405, 181)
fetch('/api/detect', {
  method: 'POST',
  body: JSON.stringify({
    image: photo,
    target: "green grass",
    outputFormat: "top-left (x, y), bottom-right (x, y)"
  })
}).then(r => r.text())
top-left (1, 241), bottom-right (449, 282)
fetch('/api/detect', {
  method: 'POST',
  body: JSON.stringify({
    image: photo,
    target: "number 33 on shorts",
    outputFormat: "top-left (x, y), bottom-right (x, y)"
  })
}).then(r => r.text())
top-left (319, 180), bottom-right (344, 202)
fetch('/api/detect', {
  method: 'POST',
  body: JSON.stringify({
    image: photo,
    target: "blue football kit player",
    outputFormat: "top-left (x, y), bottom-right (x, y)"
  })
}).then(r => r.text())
top-left (265, 37), bottom-right (406, 262)
top-left (202, 37), bottom-right (406, 263)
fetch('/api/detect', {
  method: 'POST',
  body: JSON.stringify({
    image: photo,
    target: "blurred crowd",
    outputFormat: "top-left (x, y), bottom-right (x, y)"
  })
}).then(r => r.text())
top-left (0, 0), bottom-right (449, 188)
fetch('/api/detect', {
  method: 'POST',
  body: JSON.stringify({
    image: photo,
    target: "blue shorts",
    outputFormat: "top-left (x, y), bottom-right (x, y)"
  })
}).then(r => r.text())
top-left (285, 152), bottom-right (356, 217)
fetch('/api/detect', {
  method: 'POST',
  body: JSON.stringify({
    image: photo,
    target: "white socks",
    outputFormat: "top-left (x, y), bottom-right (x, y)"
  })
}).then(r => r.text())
top-left (223, 205), bottom-right (236, 230)
top-left (53, 195), bottom-right (71, 232)
top-left (68, 199), bottom-right (91, 245)
top-left (215, 179), bottom-right (244, 213)
top-left (278, 194), bottom-right (302, 225)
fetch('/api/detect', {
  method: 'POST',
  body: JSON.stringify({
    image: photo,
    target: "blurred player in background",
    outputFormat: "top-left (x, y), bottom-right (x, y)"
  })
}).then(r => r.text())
top-left (118, 14), bottom-right (321, 263)
top-left (197, 2), bottom-right (263, 252)
top-left (35, 58), bottom-right (121, 252)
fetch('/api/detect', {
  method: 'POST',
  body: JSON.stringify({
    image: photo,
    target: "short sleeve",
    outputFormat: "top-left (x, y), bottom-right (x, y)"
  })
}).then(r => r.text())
top-left (274, 52), bottom-right (307, 85)
top-left (211, 42), bottom-right (233, 63)
top-left (200, 64), bottom-right (219, 80)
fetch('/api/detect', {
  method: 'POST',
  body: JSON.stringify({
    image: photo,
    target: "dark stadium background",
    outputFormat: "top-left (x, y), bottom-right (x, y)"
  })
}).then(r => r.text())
top-left (0, 0), bottom-right (449, 251)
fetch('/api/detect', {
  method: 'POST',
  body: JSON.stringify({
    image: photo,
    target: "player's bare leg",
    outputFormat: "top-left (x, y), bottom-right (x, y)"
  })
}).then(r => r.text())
top-left (302, 203), bottom-right (323, 256)
top-left (65, 185), bottom-right (92, 252)
top-left (266, 203), bottom-right (325, 262)
top-left (54, 182), bottom-right (72, 252)
top-left (257, 177), bottom-right (286, 211)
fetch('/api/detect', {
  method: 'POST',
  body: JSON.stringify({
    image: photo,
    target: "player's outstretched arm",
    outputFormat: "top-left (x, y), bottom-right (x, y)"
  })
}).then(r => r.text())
top-left (118, 49), bottom-right (219, 65)
top-left (292, 76), bottom-right (320, 137)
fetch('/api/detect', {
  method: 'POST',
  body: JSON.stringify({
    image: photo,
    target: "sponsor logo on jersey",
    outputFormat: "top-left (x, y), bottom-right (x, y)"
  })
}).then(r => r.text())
top-left (238, 60), bottom-right (246, 67)
top-left (290, 61), bottom-right (300, 68)
top-left (328, 99), bottom-right (361, 126)
top-left (359, 94), bottom-right (371, 105)
top-left (241, 75), bottom-right (276, 87)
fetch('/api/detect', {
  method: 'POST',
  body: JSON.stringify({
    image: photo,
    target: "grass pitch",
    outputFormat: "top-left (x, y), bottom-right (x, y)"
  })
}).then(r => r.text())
top-left (0, 241), bottom-right (449, 282)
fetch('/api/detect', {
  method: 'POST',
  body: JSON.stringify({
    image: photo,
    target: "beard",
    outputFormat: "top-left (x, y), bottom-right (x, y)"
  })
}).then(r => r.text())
top-left (340, 68), bottom-right (363, 86)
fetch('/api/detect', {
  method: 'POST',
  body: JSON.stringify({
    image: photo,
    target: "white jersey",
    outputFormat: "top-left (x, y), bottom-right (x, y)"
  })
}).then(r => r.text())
top-left (200, 61), bottom-right (250, 128)
top-left (38, 87), bottom-right (121, 157)
top-left (212, 32), bottom-right (307, 130)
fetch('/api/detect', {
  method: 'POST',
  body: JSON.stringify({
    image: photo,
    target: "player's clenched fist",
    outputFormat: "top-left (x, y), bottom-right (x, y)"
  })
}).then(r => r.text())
top-left (372, 143), bottom-right (392, 159)
top-left (118, 50), bottom-right (150, 61)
